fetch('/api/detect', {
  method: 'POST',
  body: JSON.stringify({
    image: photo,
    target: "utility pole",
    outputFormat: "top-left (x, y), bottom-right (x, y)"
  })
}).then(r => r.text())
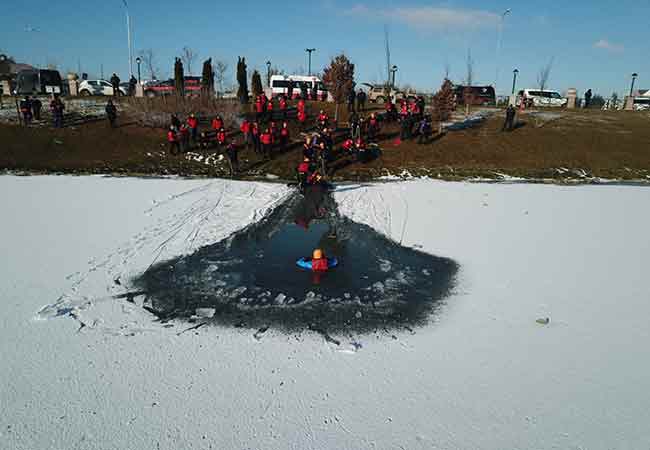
top-left (495, 8), bottom-right (511, 96)
top-left (121, 0), bottom-right (134, 78)
top-left (305, 48), bottom-right (316, 76)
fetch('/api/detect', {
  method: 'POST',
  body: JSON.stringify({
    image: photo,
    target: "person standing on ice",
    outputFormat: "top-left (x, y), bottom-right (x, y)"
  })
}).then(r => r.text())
top-left (105, 99), bottom-right (117, 128)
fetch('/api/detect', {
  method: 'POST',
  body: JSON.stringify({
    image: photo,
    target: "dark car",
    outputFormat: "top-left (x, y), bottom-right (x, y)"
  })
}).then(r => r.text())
top-left (454, 85), bottom-right (495, 106)
top-left (15, 69), bottom-right (63, 95)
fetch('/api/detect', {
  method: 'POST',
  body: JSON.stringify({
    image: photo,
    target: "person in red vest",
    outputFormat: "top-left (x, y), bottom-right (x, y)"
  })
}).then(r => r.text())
top-left (216, 127), bottom-right (226, 146)
top-left (266, 97), bottom-right (274, 121)
top-left (240, 118), bottom-right (251, 150)
top-left (280, 121), bottom-right (290, 150)
top-left (367, 112), bottom-right (379, 142)
top-left (279, 95), bottom-right (287, 119)
top-left (211, 115), bottom-right (223, 131)
top-left (317, 110), bottom-right (328, 129)
top-left (167, 126), bottom-right (179, 155)
top-left (260, 128), bottom-right (273, 160)
top-left (341, 137), bottom-right (354, 153)
top-left (187, 113), bottom-right (199, 146)
top-left (385, 99), bottom-right (396, 121)
top-left (255, 96), bottom-right (264, 121)
top-left (297, 156), bottom-right (311, 188)
top-left (354, 136), bottom-right (366, 162)
top-left (251, 122), bottom-right (261, 154)
top-left (179, 123), bottom-right (190, 152)
top-left (297, 97), bottom-right (305, 113)
top-left (297, 109), bottom-right (307, 130)
top-left (409, 101), bottom-right (421, 118)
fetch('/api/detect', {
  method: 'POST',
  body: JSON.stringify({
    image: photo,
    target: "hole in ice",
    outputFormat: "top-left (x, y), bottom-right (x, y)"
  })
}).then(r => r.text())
top-left (132, 185), bottom-right (459, 333)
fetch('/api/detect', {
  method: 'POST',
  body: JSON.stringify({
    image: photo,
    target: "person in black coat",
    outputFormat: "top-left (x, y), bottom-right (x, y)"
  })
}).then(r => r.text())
top-left (226, 142), bottom-right (239, 176)
top-left (356, 90), bottom-right (366, 111)
top-left (31, 97), bottom-right (42, 121)
top-left (105, 99), bottom-right (117, 128)
top-left (584, 89), bottom-right (593, 108)
top-left (110, 73), bottom-right (121, 97)
top-left (19, 96), bottom-right (33, 125)
top-left (502, 104), bottom-right (516, 132)
top-left (347, 89), bottom-right (356, 113)
top-left (129, 76), bottom-right (137, 96)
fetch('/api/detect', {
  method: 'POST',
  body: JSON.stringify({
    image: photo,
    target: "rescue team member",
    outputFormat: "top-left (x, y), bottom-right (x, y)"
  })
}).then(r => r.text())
top-left (302, 136), bottom-right (314, 160)
top-left (317, 110), bottom-right (328, 129)
top-left (341, 137), bottom-right (354, 153)
top-left (216, 127), bottom-right (226, 146)
top-left (297, 157), bottom-right (311, 188)
top-left (280, 121), bottom-right (290, 150)
top-left (179, 123), bottom-right (190, 152)
top-left (240, 119), bottom-right (251, 149)
top-left (251, 121), bottom-right (261, 154)
top-left (105, 99), bottom-right (117, 128)
top-left (278, 95), bottom-right (287, 119)
top-left (255, 95), bottom-right (264, 121)
top-left (211, 115), bottom-right (223, 131)
top-left (110, 73), bottom-right (121, 97)
top-left (187, 113), bottom-right (199, 144)
top-left (367, 112), bottom-right (379, 142)
top-left (260, 127), bottom-right (273, 160)
top-left (167, 126), bottom-right (180, 155)
top-left (297, 97), bottom-right (305, 113)
top-left (297, 109), bottom-right (307, 130)
top-left (266, 97), bottom-right (274, 121)
top-left (20, 96), bottom-right (33, 125)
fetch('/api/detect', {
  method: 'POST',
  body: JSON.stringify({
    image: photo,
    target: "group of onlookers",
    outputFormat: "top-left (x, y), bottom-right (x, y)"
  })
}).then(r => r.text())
top-left (19, 94), bottom-right (66, 128)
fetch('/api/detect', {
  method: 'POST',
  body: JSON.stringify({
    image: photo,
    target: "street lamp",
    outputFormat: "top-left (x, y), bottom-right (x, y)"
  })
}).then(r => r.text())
top-left (511, 68), bottom-right (519, 94)
top-left (266, 60), bottom-right (272, 87)
top-left (495, 8), bottom-right (511, 95)
top-left (136, 57), bottom-right (141, 83)
top-left (390, 65), bottom-right (398, 90)
top-left (121, 0), bottom-right (134, 78)
top-left (305, 48), bottom-right (316, 76)
top-left (630, 72), bottom-right (638, 97)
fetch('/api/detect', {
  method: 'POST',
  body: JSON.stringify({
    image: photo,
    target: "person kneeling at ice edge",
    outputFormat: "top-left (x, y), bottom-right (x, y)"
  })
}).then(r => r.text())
top-left (297, 249), bottom-right (338, 272)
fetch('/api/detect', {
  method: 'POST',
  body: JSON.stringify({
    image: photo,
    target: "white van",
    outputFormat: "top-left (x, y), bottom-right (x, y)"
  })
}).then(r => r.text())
top-left (270, 74), bottom-right (328, 100)
top-left (517, 89), bottom-right (567, 107)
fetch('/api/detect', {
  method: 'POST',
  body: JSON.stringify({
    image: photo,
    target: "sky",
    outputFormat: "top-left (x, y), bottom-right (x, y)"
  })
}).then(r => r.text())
top-left (1, 0), bottom-right (648, 96)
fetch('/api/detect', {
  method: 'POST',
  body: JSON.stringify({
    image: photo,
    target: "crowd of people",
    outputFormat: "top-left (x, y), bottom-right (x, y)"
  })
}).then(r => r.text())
top-left (19, 94), bottom-right (65, 128)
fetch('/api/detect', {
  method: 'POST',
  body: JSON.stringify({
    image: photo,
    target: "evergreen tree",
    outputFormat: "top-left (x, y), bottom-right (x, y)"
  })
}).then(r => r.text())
top-left (236, 57), bottom-right (249, 104)
top-left (251, 70), bottom-right (263, 98)
top-left (322, 54), bottom-right (355, 122)
top-left (433, 79), bottom-right (456, 129)
top-left (174, 57), bottom-right (185, 97)
top-left (201, 58), bottom-right (214, 95)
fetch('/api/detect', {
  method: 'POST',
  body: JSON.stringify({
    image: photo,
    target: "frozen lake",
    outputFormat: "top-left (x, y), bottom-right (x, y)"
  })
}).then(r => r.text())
top-left (1, 175), bottom-right (649, 450)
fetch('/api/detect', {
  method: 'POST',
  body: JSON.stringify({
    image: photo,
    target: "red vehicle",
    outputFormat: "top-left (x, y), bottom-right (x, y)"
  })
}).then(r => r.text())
top-left (144, 77), bottom-right (202, 97)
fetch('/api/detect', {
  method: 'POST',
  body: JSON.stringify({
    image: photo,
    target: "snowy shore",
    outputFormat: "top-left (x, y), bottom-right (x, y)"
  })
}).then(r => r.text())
top-left (1, 175), bottom-right (649, 450)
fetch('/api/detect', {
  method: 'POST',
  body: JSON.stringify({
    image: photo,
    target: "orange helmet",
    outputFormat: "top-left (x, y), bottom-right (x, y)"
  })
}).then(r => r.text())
top-left (312, 249), bottom-right (323, 260)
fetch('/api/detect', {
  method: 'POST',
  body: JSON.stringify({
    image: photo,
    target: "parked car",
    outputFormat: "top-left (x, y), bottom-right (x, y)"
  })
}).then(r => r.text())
top-left (361, 83), bottom-right (405, 103)
top-left (516, 89), bottom-right (567, 107)
top-left (78, 79), bottom-right (128, 96)
top-left (14, 69), bottom-right (63, 95)
top-left (143, 77), bottom-right (202, 97)
top-left (454, 85), bottom-right (496, 106)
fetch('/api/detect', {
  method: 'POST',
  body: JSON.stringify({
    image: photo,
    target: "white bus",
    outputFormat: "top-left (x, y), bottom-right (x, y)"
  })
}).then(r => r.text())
top-left (270, 75), bottom-right (328, 100)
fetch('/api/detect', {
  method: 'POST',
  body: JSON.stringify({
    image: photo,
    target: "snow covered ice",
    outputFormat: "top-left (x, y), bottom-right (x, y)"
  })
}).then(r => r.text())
top-left (2, 175), bottom-right (650, 450)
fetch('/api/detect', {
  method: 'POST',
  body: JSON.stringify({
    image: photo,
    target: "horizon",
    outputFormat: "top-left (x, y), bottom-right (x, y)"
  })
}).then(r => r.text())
top-left (1, 0), bottom-right (647, 97)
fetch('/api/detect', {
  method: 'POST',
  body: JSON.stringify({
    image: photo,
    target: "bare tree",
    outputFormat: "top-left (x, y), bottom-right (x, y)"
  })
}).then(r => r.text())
top-left (181, 46), bottom-right (197, 76)
top-left (537, 57), bottom-right (554, 91)
top-left (213, 59), bottom-right (228, 97)
top-left (138, 49), bottom-right (159, 80)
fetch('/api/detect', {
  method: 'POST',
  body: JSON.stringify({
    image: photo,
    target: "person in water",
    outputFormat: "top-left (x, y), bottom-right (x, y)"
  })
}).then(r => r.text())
top-left (298, 248), bottom-right (335, 272)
